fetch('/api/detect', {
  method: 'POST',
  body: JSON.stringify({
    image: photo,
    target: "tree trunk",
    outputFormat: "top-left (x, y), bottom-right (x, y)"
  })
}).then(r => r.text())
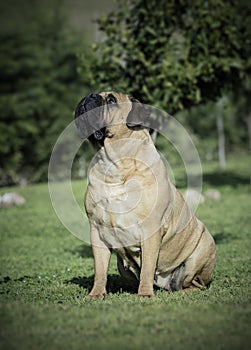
top-left (246, 114), bottom-right (251, 151)
top-left (216, 98), bottom-right (226, 171)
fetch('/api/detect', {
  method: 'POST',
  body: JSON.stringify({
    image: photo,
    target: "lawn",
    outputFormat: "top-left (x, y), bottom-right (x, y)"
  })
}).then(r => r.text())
top-left (0, 154), bottom-right (250, 350)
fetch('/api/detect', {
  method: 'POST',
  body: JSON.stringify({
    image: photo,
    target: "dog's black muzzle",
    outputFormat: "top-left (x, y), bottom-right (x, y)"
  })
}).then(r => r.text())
top-left (75, 93), bottom-right (106, 142)
top-left (75, 93), bottom-right (103, 117)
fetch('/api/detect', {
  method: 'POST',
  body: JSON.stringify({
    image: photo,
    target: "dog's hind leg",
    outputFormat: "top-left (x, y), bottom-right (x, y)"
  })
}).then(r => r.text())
top-left (182, 228), bottom-right (216, 290)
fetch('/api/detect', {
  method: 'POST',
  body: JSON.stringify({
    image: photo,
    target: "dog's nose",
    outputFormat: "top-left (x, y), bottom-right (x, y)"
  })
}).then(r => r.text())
top-left (87, 92), bottom-right (97, 100)
top-left (83, 93), bottom-right (103, 112)
top-left (75, 93), bottom-right (103, 120)
top-left (85, 93), bottom-right (101, 105)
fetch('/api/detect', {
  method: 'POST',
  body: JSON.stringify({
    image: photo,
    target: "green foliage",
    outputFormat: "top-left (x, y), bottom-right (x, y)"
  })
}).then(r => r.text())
top-left (88, 0), bottom-right (251, 113)
top-left (0, 0), bottom-right (91, 185)
top-left (0, 155), bottom-right (251, 349)
top-left (81, 0), bottom-right (251, 164)
top-left (176, 97), bottom-right (248, 161)
top-left (1, 0), bottom-right (250, 184)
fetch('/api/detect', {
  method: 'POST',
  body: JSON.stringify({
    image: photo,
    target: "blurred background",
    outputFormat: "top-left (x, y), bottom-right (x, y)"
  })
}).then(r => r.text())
top-left (0, 0), bottom-right (250, 186)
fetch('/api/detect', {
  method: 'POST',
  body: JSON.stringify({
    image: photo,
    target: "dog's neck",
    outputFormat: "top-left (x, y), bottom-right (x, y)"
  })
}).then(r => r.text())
top-left (105, 125), bottom-right (151, 144)
top-left (89, 128), bottom-right (160, 185)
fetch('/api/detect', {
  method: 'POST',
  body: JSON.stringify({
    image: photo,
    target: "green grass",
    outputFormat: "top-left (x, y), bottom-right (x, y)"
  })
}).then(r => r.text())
top-left (0, 154), bottom-right (251, 350)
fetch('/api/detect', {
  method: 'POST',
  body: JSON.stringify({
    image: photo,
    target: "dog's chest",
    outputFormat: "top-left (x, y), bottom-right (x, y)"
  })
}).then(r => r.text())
top-left (85, 177), bottom-right (150, 247)
top-left (85, 147), bottom-right (170, 248)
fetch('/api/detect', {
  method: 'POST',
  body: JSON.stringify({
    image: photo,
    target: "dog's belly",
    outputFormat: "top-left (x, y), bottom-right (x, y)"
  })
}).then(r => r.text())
top-left (97, 221), bottom-right (143, 248)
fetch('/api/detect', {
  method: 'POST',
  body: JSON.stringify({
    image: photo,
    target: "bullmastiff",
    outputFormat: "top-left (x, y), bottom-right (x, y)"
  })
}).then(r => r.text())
top-left (75, 91), bottom-right (216, 298)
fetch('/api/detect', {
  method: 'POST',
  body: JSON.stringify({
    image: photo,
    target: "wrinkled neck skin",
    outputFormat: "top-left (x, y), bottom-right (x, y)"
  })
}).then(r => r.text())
top-left (88, 127), bottom-right (161, 186)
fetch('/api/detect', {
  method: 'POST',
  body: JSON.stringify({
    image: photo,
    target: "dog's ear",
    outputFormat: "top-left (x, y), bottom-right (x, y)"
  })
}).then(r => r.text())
top-left (126, 96), bottom-right (150, 128)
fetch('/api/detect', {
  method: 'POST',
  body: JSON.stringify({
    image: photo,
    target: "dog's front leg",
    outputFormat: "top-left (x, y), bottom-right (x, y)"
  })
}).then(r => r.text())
top-left (87, 225), bottom-right (111, 300)
top-left (138, 232), bottom-right (161, 297)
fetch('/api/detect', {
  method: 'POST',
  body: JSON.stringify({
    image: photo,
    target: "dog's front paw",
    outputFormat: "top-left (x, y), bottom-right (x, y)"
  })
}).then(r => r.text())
top-left (138, 293), bottom-right (154, 298)
top-left (138, 284), bottom-right (154, 298)
top-left (86, 293), bottom-right (106, 300)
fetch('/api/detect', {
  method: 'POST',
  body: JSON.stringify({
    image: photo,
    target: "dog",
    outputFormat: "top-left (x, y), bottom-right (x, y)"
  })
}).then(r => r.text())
top-left (75, 91), bottom-right (216, 298)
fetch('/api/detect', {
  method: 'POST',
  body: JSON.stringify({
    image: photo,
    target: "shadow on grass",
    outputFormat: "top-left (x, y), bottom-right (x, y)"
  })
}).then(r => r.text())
top-left (213, 232), bottom-right (238, 245)
top-left (0, 275), bottom-right (35, 285)
top-left (65, 244), bottom-right (93, 258)
top-left (203, 171), bottom-right (250, 188)
top-left (66, 274), bottom-right (138, 294)
top-left (174, 170), bottom-right (250, 189)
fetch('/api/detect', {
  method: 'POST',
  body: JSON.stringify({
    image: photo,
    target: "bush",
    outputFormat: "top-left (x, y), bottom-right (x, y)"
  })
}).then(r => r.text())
top-left (0, 0), bottom-right (91, 185)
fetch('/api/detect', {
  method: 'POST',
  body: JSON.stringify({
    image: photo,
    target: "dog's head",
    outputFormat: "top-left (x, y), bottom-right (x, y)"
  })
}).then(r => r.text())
top-left (74, 91), bottom-right (149, 149)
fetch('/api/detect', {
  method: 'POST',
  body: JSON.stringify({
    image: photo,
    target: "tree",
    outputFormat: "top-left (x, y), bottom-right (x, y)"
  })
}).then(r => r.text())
top-left (80, 0), bottom-right (251, 169)
top-left (216, 97), bottom-right (226, 170)
top-left (87, 0), bottom-right (251, 115)
top-left (0, 0), bottom-right (91, 185)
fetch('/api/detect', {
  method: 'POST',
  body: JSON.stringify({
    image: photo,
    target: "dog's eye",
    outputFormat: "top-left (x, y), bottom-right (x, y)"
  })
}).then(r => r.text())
top-left (106, 94), bottom-right (117, 104)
